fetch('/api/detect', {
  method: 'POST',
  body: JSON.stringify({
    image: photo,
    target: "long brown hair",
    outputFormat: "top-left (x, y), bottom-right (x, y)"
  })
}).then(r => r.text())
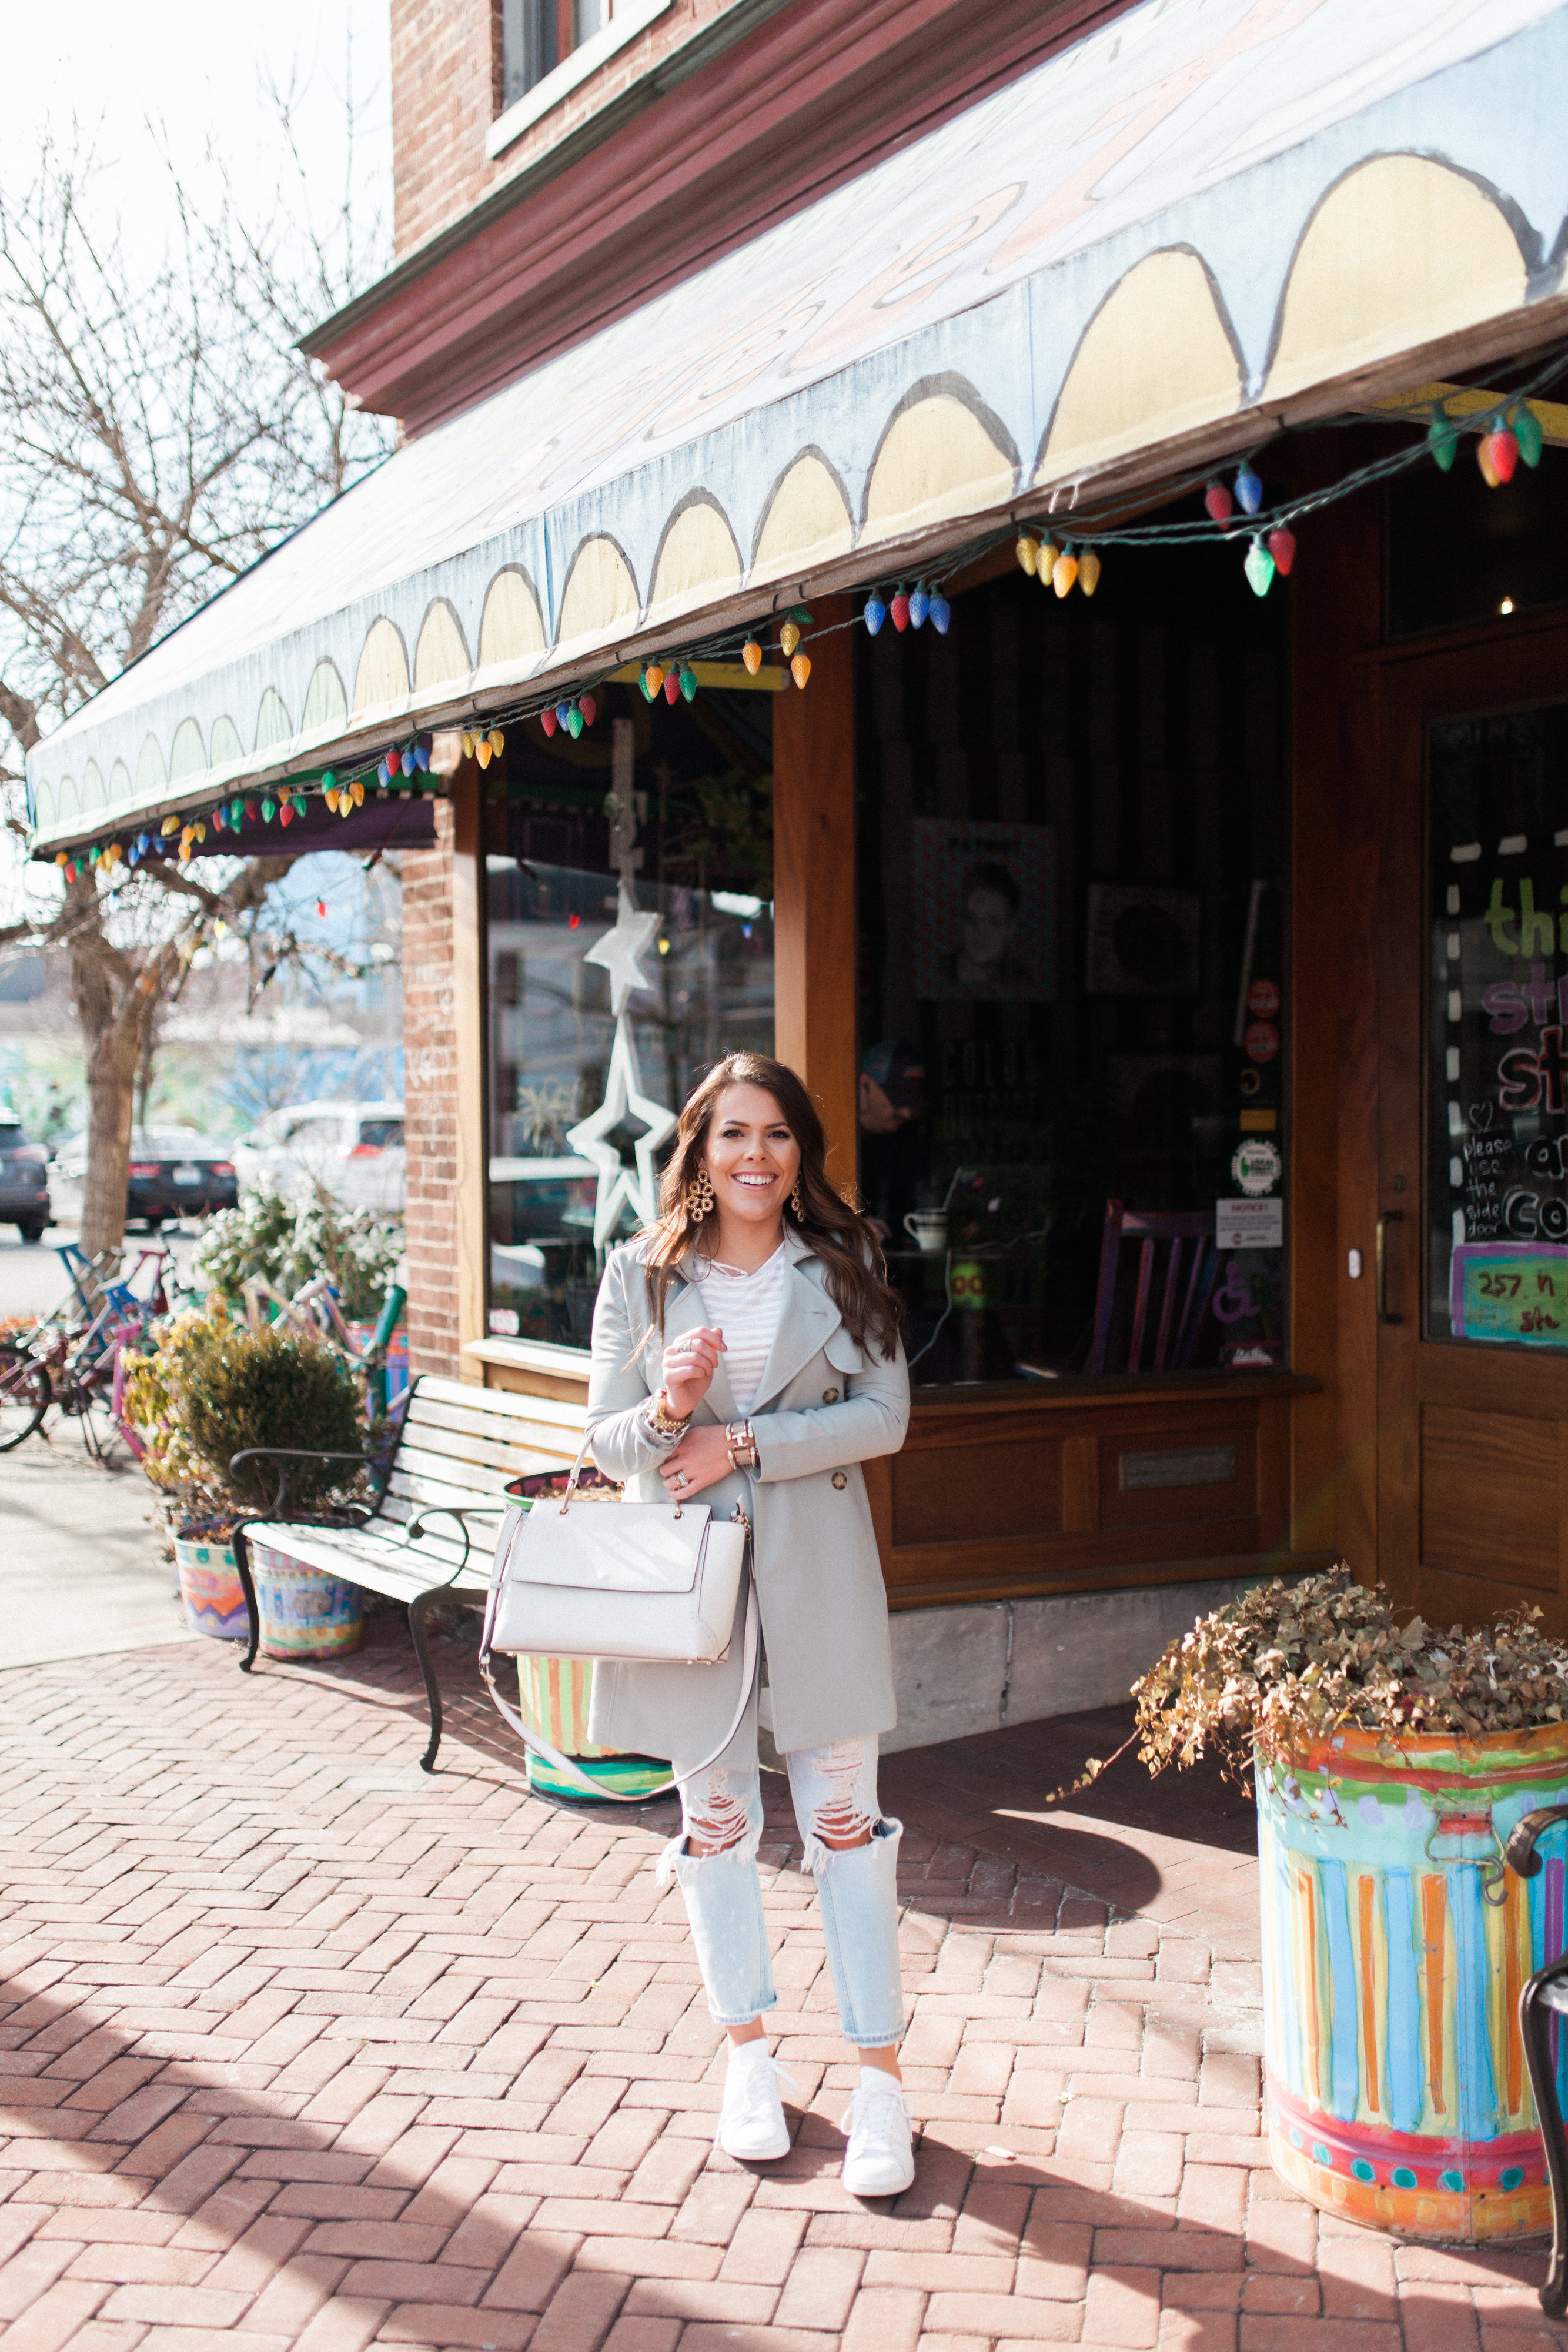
top-left (641, 1053), bottom-right (904, 1360)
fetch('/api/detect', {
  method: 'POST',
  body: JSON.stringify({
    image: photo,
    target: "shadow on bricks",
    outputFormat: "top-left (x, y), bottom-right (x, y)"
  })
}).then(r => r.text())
top-left (0, 1621), bottom-right (1561, 2352)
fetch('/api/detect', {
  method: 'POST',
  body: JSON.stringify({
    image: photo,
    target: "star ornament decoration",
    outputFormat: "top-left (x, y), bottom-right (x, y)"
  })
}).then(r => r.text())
top-left (584, 887), bottom-right (660, 1015)
top-left (566, 1013), bottom-right (677, 1247)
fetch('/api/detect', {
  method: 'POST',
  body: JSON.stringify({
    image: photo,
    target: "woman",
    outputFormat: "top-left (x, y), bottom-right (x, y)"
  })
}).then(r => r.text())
top-left (585, 1051), bottom-right (915, 2195)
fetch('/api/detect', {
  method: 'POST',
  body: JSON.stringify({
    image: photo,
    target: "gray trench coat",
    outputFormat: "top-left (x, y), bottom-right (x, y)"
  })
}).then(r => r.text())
top-left (583, 1226), bottom-right (910, 1760)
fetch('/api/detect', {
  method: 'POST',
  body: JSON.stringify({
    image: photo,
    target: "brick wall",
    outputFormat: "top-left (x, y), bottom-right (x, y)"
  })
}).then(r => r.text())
top-left (400, 801), bottom-right (462, 1375)
top-left (390, 0), bottom-right (752, 258)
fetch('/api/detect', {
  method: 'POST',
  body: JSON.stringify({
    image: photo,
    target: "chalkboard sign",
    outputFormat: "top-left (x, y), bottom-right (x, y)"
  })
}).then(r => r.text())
top-left (1428, 706), bottom-right (1568, 1345)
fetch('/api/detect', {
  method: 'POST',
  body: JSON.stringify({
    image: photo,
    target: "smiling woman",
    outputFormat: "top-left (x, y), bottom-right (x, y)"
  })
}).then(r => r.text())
top-left (581, 1050), bottom-right (917, 2197)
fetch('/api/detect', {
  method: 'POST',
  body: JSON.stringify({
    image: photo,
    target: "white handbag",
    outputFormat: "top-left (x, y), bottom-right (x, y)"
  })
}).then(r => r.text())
top-left (479, 1436), bottom-right (755, 1803)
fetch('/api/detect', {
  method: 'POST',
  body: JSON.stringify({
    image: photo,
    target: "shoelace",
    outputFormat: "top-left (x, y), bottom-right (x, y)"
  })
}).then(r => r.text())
top-left (715, 2052), bottom-right (800, 2139)
top-left (840, 2080), bottom-right (912, 2143)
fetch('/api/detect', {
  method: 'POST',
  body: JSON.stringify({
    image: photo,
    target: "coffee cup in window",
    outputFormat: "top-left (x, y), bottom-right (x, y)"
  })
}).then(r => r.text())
top-left (904, 1211), bottom-right (949, 1254)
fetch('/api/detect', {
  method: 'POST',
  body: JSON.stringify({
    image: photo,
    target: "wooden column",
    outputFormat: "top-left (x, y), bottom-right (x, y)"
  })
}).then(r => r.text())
top-left (451, 769), bottom-right (488, 1379)
top-left (771, 592), bottom-right (858, 1195)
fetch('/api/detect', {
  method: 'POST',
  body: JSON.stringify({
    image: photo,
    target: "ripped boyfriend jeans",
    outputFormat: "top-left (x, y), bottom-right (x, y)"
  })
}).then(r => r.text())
top-left (658, 1679), bottom-right (905, 2047)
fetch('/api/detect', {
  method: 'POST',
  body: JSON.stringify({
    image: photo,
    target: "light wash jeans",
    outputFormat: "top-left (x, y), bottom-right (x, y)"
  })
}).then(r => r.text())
top-left (658, 1679), bottom-right (905, 2047)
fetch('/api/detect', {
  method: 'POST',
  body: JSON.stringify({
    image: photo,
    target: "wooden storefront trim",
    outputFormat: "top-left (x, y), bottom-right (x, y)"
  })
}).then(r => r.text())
top-left (453, 770), bottom-right (489, 1381)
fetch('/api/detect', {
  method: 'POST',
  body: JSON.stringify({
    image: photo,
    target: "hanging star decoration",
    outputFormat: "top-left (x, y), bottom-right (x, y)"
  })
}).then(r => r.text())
top-left (584, 886), bottom-right (660, 1015)
top-left (566, 1015), bottom-right (677, 1247)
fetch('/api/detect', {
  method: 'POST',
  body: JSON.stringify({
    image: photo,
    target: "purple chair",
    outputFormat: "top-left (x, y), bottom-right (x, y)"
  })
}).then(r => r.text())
top-left (1085, 1200), bottom-right (1218, 1375)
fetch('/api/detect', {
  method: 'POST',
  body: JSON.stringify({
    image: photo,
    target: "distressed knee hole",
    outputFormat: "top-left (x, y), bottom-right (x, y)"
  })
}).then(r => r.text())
top-left (810, 1742), bottom-right (877, 1850)
top-left (685, 1772), bottom-right (750, 1857)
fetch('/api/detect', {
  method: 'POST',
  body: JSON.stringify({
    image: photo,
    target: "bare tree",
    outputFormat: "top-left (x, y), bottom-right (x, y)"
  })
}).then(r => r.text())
top-left (0, 97), bottom-right (392, 1253)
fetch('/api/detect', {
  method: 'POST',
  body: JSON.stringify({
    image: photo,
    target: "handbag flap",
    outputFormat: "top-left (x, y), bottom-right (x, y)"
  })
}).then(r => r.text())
top-left (510, 1498), bottom-right (709, 1595)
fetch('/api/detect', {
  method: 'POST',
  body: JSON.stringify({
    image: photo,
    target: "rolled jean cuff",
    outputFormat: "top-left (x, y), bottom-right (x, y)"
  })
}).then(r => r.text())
top-left (667, 1836), bottom-right (778, 2025)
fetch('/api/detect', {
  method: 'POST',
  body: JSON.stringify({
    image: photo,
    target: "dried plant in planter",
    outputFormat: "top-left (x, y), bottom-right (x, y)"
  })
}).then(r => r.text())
top-left (1058, 1564), bottom-right (1568, 1806)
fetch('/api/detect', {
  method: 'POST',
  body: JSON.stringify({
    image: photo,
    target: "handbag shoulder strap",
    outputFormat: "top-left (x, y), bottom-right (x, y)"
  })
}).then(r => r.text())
top-left (478, 1581), bottom-right (758, 1805)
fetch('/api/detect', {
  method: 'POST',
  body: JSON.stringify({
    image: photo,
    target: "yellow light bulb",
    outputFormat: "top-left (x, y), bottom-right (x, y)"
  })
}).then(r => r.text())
top-left (791, 652), bottom-right (811, 690)
top-left (489, 729), bottom-right (504, 756)
top-left (741, 639), bottom-right (763, 676)
top-left (325, 787), bottom-right (339, 812)
top-left (1037, 539), bottom-right (1058, 584)
top-left (780, 619), bottom-right (801, 658)
top-left (1079, 550), bottom-right (1101, 597)
top-left (1052, 553), bottom-right (1079, 598)
top-left (351, 779), bottom-right (365, 806)
top-left (460, 729), bottom-right (474, 760)
top-left (476, 739), bottom-right (492, 769)
top-left (1015, 533), bottom-right (1038, 577)
top-left (161, 816), bottom-right (180, 837)
top-left (646, 664), bottom-right (666, 699)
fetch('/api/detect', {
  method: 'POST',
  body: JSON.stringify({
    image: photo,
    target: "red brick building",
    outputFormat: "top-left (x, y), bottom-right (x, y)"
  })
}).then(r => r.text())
top-left (29, 0), bottom-right (1568, 1738)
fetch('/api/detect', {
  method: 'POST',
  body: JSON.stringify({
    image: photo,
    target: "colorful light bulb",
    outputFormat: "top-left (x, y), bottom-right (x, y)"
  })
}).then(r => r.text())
top-left (262, 797), bottom-right (276, 821)
top-left (325, 787), bottom-right (340, 811)
top-left (244, 800), bottom-right (258, 821)
top-left (680, 663), bottom-right (697, 703)
top-left (230, 799), bottom-right (242, 826)
top-left (930, 592), bottom-right (951, 635)
top-left (1267, 525), bottom-right (1297, 576)
top-left (540, 707), bottom-right (558, 737)
top-left (1514, 407), bottom-right (1545, 469)
top-left (579, 693), bottom-right (597, 726)
top-left (293, 793), bottom-right (306, 816)
top-left (1234, 464), bottom-right (1263, 515)
top-left (476, 737), bottom-right (492, 769)
top-left (414, 739), bottom-right (431, 772)
top-left (791, 652), bottom-right (811, 689)
top-left (279, 801), bottom-right (295, 826)
top-left (161, 816), bottom-right (180, 836)
top-left (1052, 550), bottom-right (1079, 598)
top-left (1203, 481), bottom-right (1234, 524)
top-left (567, 705), bottom-right (584, 738)
top-left (1484, 426), bottom-right (1519, 485)
top-left (214, 804), bottom-right (228, 830)
top-left (1078, 550), bottom-right (1101, 598)
top-left (378, 756), bottom-right (391, 786)
top-left (780, 618), bottom-right (801, 657)
top-left (554, 701), bottom-right (571, 730)
top-left (1244, 537), bottom-right (1276, 597)
top-left (891, 589), bottom-right (910, 632)
top-left (54, 850), bottom-right (66, 867)
top-left (1015, 533), bottom-right (1038, 577)
top-left (662, 669), bottom-right (679, 704)
top-left (741, 638), bottom-right (763, 674)
top-left (350, 779), bottom-right (365, 807)
top-left (1427, 409), bottom-right (1460, 472)
top-left (321, 770), bottom-right (337, 793)
top-left (645, 663), bottom-right (665, 700)
top-left (1036, 539), bottom-right (1058, 585)
top-left (400, 748), bottom-right (415, 776)
top-left (909, 586), bottom-right (930, 630)
top-left (863, 594), bottom-right (885, 636)
top-left (136, 833), bottom-right (150, 855)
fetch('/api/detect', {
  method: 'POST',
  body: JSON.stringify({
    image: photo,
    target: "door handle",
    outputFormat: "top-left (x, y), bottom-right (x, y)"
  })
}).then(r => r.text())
top-left (1375, 1211), bottom-right (1405, 1324)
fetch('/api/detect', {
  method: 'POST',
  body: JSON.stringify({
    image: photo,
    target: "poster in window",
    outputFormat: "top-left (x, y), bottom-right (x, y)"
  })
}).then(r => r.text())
top-left (910, 819), bottom-right (1054, 1001)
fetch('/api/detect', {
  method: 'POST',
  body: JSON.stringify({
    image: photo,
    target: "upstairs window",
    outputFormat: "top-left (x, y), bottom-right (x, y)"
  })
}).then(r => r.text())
top-left (501, 0), bottom-right (612, 109)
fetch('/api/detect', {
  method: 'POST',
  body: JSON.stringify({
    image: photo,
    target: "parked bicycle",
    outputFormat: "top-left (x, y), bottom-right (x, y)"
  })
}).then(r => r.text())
top-left (239, 1269), bottom-right (409, 1418)
top-left (0, 1241), bottom-right (183, 1456)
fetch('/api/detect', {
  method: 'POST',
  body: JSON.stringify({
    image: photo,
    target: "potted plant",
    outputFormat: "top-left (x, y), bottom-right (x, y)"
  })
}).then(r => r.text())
top-left (1124, 1567), bottom-right (1568, 2246)
top-left (123, 1309), bottom-right (370, 1658)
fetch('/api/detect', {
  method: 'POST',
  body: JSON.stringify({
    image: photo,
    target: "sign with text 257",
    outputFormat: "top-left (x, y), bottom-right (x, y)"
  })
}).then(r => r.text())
top-left (1449, 1241), bottom-right (1568, 1347)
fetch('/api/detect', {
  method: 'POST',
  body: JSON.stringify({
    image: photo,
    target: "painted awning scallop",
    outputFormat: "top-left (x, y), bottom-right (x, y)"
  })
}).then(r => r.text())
top-left (26, 0), bottom-right (1568, 853)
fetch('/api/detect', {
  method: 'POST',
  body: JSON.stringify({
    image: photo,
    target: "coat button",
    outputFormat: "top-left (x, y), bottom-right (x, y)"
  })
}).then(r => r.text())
top-left (823, 1386), bottom-right (840, 1404)
top-left (831, 1471), bottom-right (848, 1489)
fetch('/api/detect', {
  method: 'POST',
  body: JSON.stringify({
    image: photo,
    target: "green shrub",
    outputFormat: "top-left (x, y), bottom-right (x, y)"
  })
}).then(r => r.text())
top-left (123, 1309), bottom-right (367, 1527)
top-left (195, 1185), bottom-right (403, 1323)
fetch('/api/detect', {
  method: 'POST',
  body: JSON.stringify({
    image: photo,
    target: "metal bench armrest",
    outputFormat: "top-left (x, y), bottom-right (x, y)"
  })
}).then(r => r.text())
top-left (1506, 1808), bottom-right (1568, 1878)
top-left (228, 1445), bottom-right (382, 1520)
top-left (403, 1502), bottom-right (507, 1578)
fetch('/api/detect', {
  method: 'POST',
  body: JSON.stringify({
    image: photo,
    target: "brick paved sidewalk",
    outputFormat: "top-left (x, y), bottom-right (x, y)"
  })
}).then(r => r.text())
top-left (0, 1619), bottom-right (1563, 2352)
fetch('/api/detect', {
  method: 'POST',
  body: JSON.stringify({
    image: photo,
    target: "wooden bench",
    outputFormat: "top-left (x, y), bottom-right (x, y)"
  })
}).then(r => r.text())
top-left (228, 1374), bottom-right (586, 1769)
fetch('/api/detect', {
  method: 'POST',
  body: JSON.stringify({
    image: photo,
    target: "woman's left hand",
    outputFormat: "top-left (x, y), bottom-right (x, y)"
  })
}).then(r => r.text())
top-left (659, 1422), bottom-right (735, 1502)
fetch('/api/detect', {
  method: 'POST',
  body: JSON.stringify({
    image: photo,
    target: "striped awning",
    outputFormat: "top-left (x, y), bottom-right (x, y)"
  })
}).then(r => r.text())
top-left (27, 0), bottom-right (1568, 854)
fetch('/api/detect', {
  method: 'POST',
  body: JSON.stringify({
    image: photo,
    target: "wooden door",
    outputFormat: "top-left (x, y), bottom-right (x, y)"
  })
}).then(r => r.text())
top-left (1376, 616), bottom-right (1568, 1631)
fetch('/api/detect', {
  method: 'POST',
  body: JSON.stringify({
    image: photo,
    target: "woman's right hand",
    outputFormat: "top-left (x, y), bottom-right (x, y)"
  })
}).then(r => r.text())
top-left (659, 1324), bottom-right (726, 1420)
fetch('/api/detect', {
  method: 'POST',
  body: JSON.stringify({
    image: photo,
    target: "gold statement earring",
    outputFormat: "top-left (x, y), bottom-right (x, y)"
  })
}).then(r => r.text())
top-left (789, 1178), bottom-right (803, 1220)
top-left (688, 1167), bottom-right (716, 1221)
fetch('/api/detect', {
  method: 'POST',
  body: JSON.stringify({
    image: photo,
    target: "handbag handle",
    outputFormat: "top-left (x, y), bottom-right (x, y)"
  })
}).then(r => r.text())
top-left (479, 1580), bottom-right (758, 1804)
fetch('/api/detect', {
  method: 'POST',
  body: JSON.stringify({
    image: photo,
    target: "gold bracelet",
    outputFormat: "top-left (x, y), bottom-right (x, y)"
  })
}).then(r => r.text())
top-left (646, 1389), bottom-right (693, 1438)
top-left (725, 1419), bottom-right (759, 1471)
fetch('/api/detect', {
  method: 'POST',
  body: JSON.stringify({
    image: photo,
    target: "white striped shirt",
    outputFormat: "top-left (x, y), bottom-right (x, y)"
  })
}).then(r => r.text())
top-left (695, 1241), bottom-right (788, 1417)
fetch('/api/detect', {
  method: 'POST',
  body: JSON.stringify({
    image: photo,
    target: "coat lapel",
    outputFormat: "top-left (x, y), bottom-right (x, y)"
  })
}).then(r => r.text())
top-left (748, 1234), bottom-right (839, 1412)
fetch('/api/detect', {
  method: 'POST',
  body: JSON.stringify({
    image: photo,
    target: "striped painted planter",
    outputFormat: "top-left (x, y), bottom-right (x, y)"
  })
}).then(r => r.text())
top-left (515, 1655), bottom-right (670, 1803)
top-left (1259, 1720), bottom-right (1568, 2241)
top-left (174, 1536), bottom-right (249, 1641)
top-left (248, 1543), bottom-right (364, 1660)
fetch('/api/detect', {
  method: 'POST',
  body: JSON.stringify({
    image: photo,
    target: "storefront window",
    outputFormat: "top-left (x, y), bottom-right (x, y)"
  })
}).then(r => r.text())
top-left (1427, 706), bottom-right (1568, 1346)
top-left (485, 682), bottom-right (774, 1346)
top-left (856, 545), bottom-right (1288, 1388)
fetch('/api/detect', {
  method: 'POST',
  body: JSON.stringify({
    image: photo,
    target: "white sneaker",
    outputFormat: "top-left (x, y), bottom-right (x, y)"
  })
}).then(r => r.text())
top-left (714, 2042), bottom-right (797, 2161)
top-left (840, 2071), bottom-right (916, 2197)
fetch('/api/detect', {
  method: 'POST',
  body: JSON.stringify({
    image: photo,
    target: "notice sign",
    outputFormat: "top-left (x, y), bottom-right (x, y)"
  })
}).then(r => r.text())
top-left (1217, 1198), bottom-right (1283, 1250)
top-left (1450, 1241), bottom-right (1568, 1345)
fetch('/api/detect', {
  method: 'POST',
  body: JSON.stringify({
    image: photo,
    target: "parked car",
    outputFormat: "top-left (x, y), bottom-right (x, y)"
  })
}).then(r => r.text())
top-left (229, 1101), bottom-right (407, 1214)
top-left (0, 1118), bottom-right (52, 1241)
top-left (52, 1128), bottom-right (238, 1229)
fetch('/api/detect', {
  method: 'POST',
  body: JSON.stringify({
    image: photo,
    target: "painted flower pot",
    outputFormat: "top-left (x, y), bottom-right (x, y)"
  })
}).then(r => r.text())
top-left (1259, 1719), bottom-right (1568, 2241)
top-left (516, 1654), bottom-right (669, 1802)
top-left (248, 1542), bottom-right (364, 1659)
top-left (174, 1535), bottom-right (249, 1641)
